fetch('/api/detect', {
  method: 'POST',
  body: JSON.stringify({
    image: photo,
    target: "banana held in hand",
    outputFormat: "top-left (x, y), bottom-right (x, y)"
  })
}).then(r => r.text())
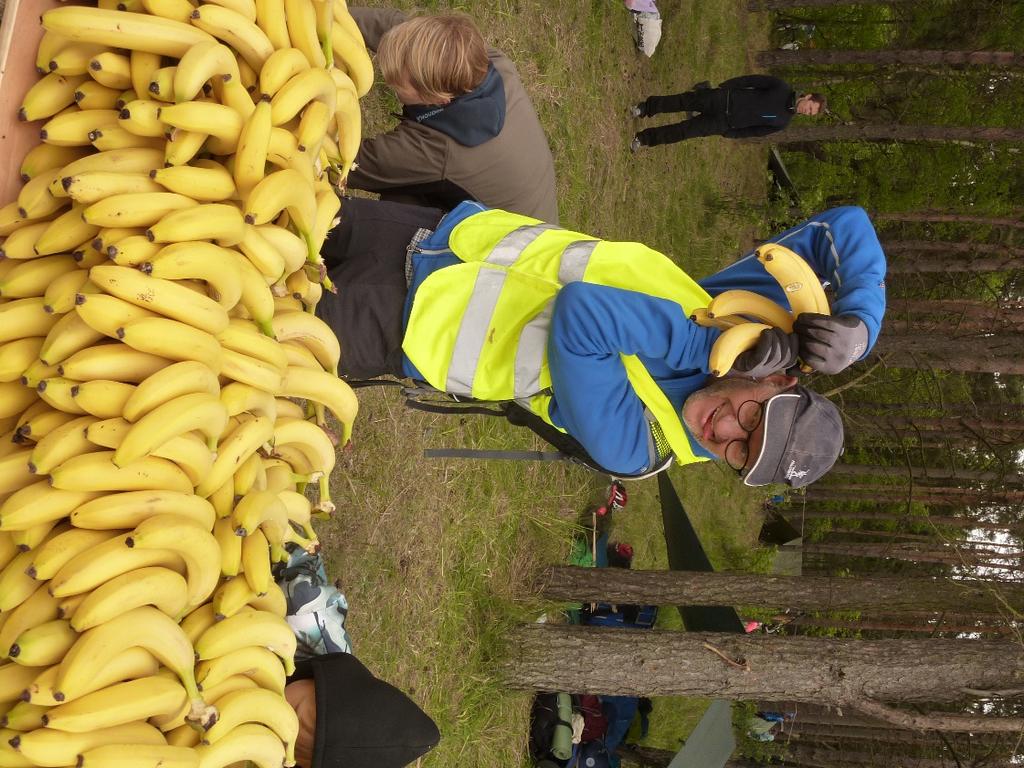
top-left (708, 322), bottom-right (772, 378)
top-left (756, 244), bottom-right (830, 317)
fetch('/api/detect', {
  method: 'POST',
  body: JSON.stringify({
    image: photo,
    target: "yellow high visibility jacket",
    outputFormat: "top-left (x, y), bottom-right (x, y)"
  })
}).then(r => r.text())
top-left (402, 209), bottom-right (712, 470)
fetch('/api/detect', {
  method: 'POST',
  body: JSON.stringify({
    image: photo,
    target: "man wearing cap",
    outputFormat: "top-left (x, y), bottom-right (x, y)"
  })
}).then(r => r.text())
top-left (317, 200), bottom-right (886, 482)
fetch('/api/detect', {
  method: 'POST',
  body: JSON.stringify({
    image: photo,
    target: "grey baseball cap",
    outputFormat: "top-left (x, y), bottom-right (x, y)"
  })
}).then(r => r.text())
top-left (743, 385), bottom-right (843, 488)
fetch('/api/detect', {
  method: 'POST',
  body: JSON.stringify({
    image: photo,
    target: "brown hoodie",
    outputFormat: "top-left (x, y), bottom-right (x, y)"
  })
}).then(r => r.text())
top-left (347, 7), bottom-right (559, 224)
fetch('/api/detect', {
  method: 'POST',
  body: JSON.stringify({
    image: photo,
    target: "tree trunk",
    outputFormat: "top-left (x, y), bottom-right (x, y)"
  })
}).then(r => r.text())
top-left (881, 240), bottom-right (1024, 273)
top-left (743, 125), bottom-right (1024, 144)
top-left (827, 463), bottom-right (1019, 485)
top-left (788, 506), bottom-right (1020, 532)
top-left (874, 212), bottom-right (1024, 229)
top-left (873, 333), bottom-right (1024, 375)
top-left (759, 50), bottom-right (1024, 68)
top-left (539, 567), bottom-right (1023, 614)
top-left (502, 625), bottom-right (1024, 704)
top-left (748, 0), bottom-right (918, 8)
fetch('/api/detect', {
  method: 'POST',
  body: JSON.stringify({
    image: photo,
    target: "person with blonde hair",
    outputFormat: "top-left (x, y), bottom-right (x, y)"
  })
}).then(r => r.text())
top-left (346, 8), bottom-right (559, 223)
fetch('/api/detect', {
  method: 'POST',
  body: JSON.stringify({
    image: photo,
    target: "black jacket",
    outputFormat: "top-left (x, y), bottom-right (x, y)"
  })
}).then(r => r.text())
top-left (718, 74), bottom-right (796, 138)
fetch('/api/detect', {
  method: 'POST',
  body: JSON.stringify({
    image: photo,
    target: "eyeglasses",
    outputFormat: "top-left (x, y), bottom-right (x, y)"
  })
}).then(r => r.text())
top-left (724, 400), bottom-right (765, 475)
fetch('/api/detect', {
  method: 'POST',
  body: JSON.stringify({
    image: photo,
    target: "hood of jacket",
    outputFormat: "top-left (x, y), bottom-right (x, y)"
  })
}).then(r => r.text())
top-left (402, 64), bottom-right (506, 147)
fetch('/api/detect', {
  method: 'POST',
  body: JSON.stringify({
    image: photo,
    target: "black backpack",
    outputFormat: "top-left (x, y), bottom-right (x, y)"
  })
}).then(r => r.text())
top-left (529, 692), bottom-right (573, 766)
top-left (348, 379), bottom-right (674, 480)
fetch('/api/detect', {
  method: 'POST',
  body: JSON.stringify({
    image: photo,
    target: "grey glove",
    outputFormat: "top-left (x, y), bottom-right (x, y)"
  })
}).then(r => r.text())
top-left (793, 313), bottom-right (868, 375)
top-left (730, 327), bottom-right (800, 380)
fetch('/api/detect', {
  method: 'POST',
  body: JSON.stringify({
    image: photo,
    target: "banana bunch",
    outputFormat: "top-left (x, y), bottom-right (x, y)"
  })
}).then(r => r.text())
top-left (0, 0), bottom-right (370, 764)
top-left (694, 244), bottom-right (830, 376)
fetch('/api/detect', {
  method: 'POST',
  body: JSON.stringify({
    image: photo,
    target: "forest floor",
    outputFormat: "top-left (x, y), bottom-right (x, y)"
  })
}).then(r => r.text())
top-left (320, 0), bottom-right (776, 765)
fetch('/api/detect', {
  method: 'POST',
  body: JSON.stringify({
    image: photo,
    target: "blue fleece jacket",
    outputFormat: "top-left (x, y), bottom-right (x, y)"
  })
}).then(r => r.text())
top-left (403, 204), bottom-right (887, 476)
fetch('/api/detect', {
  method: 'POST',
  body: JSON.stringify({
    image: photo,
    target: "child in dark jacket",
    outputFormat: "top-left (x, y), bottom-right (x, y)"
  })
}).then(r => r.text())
top-left (631, 75), bottom-right (825, 148)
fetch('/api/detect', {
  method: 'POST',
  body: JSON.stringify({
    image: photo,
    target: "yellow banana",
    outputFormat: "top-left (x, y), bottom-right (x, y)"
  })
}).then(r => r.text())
top-left (114, 392), bottom-right (227, 465)
top-left (71, 489), bottom-right (215, 530)
top-left (240, 527), bottom-right (273, 596)
top-left (75, 292), bottom-right (159, 340)
top-left (756, 243), bottom-right (830, 317)
top-left (230, 489), bottom-right (289, 541)
top-left (8, 619), bottom-right (78, 667)
top-left (256, 223), bottom-right (308, 275)
top-left (196, 414), bottom-right (274, 497)
top-left (35, 29), bottom-right (75, 73)
top-left (206, 0), bottom-right (258, 20)
top-left (38, 312), bottom-right (104, 367)
top-left (28, 414), bottom-right (98, 475)
top-left (218, 320), bottom-right (287, 370)
top-left (221, 348), bottom-right (284, 392)
top-left (233, 97), bottom-right (273, 199)
top-left (87, 51), bottom-right (132, 90)
top-left (37, 377), bottom-right (89, 415)
top-left (74, 79), bottom-right (122, 109)
top-left (19, 72), bottom-right (86, 121)
top-left (140, 0), bottom-right (195, 22)
top-left (145, 203), bottom-right (246, 247)
top-left (79, 743), bottom-right (199, 768)
top-left (0, 482), bottom-right (99, 533)
top-left (49, 451), bottom-right (194, 494)
top-left (2, 700), bottom-right (50, 731)
top-left (147, 65), bottom-right (177, 101)
top-left (0, 446), bottom-right (34, 499)
top-left (238, 224), bottom-right (287, 282)
top-left (0, 663), bottom-right (46, 705)
top-left (0, 338), bottom-right (45, 384)
top-left (150, 160), bottom-right (237, 202)
top-left (143, 242), bottom-right (243, 309)
top-left (0, 222), bottom-right (52, 261)
top-left (297, 99), bottom-right (333, 156)
top-left (220, 381), bottom-right (277, 419)
top-left (26, 526), bottom-right (116, 581)
top-left (129, 50), bottom-right (163, 102)
top-left (42, 270), bottom-right (91, 315)
top-left (284, 0), bottom-right (325, 68)
top-left (10, 518), bottom-right (61, 552)
top-left (122, 360), bottom-right (220, 422)
top-left (20, 359), bottom-right (61, 389)
top-left (70, 379), bottom-right (137, 419)
top-left (278, 366), bottom-right (358, 444)
top-left (18, 144), bottom-right (91, 184)
top-left (173, 41), bottom-right (242, 103)
top-left (270, 68), bottom-right (335, 126)
top-left (0, 255), bottom-right (76, 299)
top-left (189, 4), bottom-right (275, 71)
top-left (212, 574), bottom-right (259, 619)
top-left (228, 249), bottom-right (277, 335)
top-left (52, 147), bottom-right (165, 185)
top-left (272, 313), bottom-right (339, 376)
top-left (10, 721), bottom-right (165, 764)
top-left (0, 551), bottom-right (39, 612)
top-left (708, 322), bottom-right (772, 377)
top-left (258, 47), bottom-right (309, 98)
top-left (71, 566), bottom-right (190, 631)
top-left (57, 343), bottom-right (171, 383)
top-left (233, 450), bottom-right (267, 495)
top-left (34, 206), bottom-right (102, 255)
top-left (195, 643), bottom-right (285, 694)
top-left (116, 98), bottom-right (166, 137)
top-left (707, 289), bottom-right (796, 332)
top-left (115, 316), bottom-right (224, 374)
top-left (83, 192), bottom-right (198, 228)
top-left (158, 101), bottom-right (243, 151)
top-left (274, 417), bottom-right (336, 474)
top-left (254, 0), bottom-right (291, 50)
top-left (106, 234), bottom-right (162, 266)
top-left (179, 603), bottom-right (218, 647)
top-left (193, 723), bottom-right (285, 768)
top-left (45, 675), bottom-right (187, 732)
top-left (334, 84), bottom-right (361, 176)
top-left (195, 609), bottom-right (296, 673)
top-left (214, 516), bottom-right (243, 576)
top-left (11, 402), bottom-right (70, 445)
top-left (42, 6), bottom-right (217, 58)
top-left (202, 686), bottom-right (299, 765)
top-left (89, 265), bottom-right (231, 335)
top-left (243, 168), bottom-right (316, 253)
top-left (126, 514), bottom-right (221, 608)
top-left (332, 27), bottom-right (373, 99)
top-left (40, 109), bottom-right (120, 147)
top-left (47, 41), bottom-right (110, 76)
top-left (0, 584), bottom-right (60, 659)
top-left (18, 170), bottom-right (69, 220)
top-left (164, 128), bottom-right (208, 166)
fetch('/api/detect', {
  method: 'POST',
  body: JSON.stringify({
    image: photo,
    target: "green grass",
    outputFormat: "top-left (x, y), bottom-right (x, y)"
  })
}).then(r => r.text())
top-left (322, 1), bottom-right (775, 764)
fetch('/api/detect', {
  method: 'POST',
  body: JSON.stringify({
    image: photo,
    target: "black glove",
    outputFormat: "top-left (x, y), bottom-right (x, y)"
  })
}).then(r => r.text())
top-left (793, 313), bottom-right (868, 375)
top-left (730, 327), bottom-right (800, 380)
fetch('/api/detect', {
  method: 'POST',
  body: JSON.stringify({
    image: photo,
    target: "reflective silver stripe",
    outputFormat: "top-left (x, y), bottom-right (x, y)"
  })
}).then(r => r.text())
top-left (559, 240), bottom-right (597, 284)
top-left (513, 301), bottom-right (552, 397)
top-left (485, 224), bottom-right (557, 267)
top-left (445, 269), bottom-right (507, 395)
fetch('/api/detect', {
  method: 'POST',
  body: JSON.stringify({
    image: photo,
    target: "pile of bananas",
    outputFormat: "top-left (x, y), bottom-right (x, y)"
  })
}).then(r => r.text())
top-left (0, 0), bottom-right (370, 765)
top-left (696, 244), bottom-right (831, 376)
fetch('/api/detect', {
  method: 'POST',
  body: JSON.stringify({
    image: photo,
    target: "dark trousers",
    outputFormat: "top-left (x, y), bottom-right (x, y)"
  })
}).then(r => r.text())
top-left (636, 88), bottom-right (730, 146)
top-left (315, 197), bottom-right (444, 379)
